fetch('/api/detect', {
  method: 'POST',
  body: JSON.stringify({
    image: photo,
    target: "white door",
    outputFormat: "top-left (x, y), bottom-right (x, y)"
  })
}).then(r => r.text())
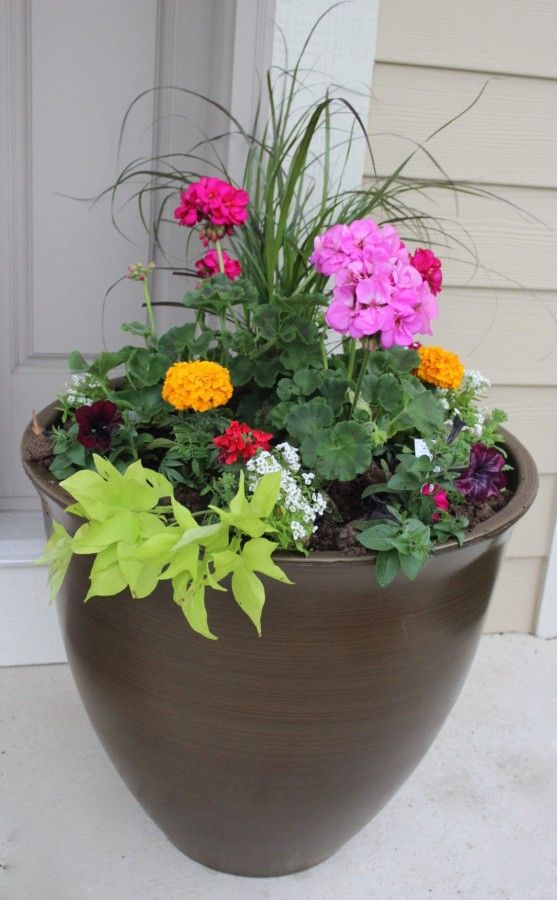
top-left (0, 0), bottom-right (377, 663)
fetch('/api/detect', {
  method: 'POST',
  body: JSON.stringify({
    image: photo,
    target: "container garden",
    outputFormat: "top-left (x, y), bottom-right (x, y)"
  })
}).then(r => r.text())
top-left (23, 41), bottom-right (538, 877)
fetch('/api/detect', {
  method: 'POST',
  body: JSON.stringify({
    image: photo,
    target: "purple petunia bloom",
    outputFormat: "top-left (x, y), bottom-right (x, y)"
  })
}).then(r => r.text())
top-left (455, 443), bottom-right (507, 503)
top-left (75, 400), bottom-right (123, 452)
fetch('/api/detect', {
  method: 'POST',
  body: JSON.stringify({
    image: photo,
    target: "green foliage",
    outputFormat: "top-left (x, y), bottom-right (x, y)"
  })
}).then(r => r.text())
top-left (39, 26), bottom-right (514, 616)
top-left (358, 517), bottom-right (432, 586)
top-left (40, 457), bottom-right (290, 639)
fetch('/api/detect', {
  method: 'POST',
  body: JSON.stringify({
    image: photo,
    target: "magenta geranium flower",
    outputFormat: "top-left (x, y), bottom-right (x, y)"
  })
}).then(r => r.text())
top-left (195, 249), bottom-right (242, 281)
top-left (75, 401), bottom-right (123, 453)
top-left (174, 177), bottom-right (249, 233)
top-left (410, 248), bottom-right (443, 295)
top-left (455, 443), bottom-right (507, 503)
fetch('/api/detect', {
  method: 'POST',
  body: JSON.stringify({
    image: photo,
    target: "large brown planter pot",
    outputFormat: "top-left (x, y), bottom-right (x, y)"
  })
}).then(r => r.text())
top-left (22, 403), bottom-right (537, 877)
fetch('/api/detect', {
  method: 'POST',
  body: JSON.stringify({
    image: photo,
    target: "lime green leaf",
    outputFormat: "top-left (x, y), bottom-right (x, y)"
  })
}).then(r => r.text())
top-left (160, 544), bottom-right (199, 580)
top-left (231, 565), bottom-right (265, 635)
top-left (135, 530), bottom-right (180, 560)
top-left (35, 521), bottom-right (73, 601)
top-left (228, 471), bottom-right (250, 516)
top-left (216, 512), bottom-right (272, 538)
top-left (249, 471), bottom-right (281, 518)
top-left (173, 521), bottom-right (222, 550)
top-left (210, 548), bottom-right (240, 582)
top-left (71, 510), bottom-right (139, 554)
top-left (117, 543), bottom-right (163, 598)
top-left (181, 587), bottom-right (217, 640)
top-left (85, 557), bottom-right (128, 600)
top-left (90, 544), bottom-right (119, 572)
top-left (171, 497), bottom-right (198, 530)
top-left (136, 512), bottom-right (166, 538)
top-left (241, 538), bottom-right (292, 584)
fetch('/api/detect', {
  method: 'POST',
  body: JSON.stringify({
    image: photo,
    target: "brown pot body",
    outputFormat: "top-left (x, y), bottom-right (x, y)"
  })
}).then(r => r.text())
top-left (23, 407), bottom-right (538, 876)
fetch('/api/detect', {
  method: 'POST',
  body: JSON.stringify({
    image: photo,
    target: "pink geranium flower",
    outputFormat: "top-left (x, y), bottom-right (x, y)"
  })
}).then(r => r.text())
top-left (195, 249), bottom-right (242, 281)
top-left (310, 217), bottom-right (443, 347)
top-left (309, 224), bottom-right (353, 275)
top-left (379, 299), bottom-right (420, 348)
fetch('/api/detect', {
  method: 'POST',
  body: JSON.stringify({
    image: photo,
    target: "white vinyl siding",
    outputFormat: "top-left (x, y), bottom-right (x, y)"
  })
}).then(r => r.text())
top-left (369, 0), bottom-right (557, 632)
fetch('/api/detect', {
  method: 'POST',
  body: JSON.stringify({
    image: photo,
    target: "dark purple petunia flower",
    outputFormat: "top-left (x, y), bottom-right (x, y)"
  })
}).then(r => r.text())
top-left (455, 442), bottom-right (507, 503)
top-left (75, 400), bottom-right (123, 452)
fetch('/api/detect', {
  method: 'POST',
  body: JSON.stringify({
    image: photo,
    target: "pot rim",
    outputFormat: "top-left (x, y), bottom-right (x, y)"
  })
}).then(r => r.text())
top-left (21, 400), bottom-right (538, 565)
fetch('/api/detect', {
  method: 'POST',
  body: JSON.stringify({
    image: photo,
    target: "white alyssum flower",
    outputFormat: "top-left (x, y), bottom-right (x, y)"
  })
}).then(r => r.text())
top-left (291, 521), bottom-right (306, 542)
top-left (473, 407), bottom-right (487, 437)
top-left (464, 369), bottom-right (490, 393)
top-left (63, 373), bottom-right (103, 407)
top-left (246, 442), bottom-right (327, 545)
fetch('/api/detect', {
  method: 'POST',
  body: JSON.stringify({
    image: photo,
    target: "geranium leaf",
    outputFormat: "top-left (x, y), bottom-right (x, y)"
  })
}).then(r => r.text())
top-left (305, 421), bottom-right (372, 482)
top-left (286, 397), bottom-right (334, 441)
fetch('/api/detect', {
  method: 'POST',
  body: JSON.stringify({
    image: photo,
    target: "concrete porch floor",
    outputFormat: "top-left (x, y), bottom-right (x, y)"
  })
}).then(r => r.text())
top-left (0, 634), bottom-right (555, 900)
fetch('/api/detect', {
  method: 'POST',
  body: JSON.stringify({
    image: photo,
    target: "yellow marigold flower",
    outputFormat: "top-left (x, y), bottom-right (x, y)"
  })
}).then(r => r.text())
top-left (162, 360), bottom-right (233, 412)
top-left (414, 345), bottom-right (465, 390)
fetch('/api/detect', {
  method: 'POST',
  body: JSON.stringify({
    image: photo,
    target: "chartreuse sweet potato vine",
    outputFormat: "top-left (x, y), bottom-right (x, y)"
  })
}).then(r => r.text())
top-left (38, 455), bottom-right (291, 639)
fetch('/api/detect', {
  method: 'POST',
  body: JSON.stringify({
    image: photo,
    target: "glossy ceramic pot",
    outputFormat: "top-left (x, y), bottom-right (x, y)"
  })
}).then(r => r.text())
top-left (22, 404), bottom-right (537, 876)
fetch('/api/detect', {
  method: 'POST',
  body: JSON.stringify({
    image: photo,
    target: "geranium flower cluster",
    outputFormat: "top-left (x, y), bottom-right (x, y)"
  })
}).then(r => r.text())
top-left (246, 443), bottom-right (327, 547)
top-left (195, 249), bottom-right (241, 281)
top-left (174, 177), bottom-right (249, 281)
top-left (213, 421), bottom-right (273, 465)
top-left (310, 219), bottom-right (441, 348)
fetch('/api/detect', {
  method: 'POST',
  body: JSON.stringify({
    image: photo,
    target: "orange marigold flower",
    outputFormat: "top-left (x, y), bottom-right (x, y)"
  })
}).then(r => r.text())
top-left (162, 360), bottom-right (233, 412)
top-left (414, 345), bottom-right (464, 390)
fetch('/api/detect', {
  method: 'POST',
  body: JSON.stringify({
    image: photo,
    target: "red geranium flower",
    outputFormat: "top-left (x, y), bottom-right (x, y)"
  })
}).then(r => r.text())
top-left (213, 421), bottom-right (273, 465)
top-left (75, 400), bottom-right (123, 452)
top-left (410, 248), bottom-right (443, 295)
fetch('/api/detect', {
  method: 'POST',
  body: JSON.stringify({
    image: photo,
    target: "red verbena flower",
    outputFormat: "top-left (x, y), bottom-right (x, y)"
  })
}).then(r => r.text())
top-left (213, 421), bottom-right (273, 465)
top-left (455, 443), bottom-right (507, 503)
top-left (75, 400), bottom-right (123, 453)
top-left (410, 248), bottom-right (443, 295)
top-left (195, 249), bottom-right (242, 281)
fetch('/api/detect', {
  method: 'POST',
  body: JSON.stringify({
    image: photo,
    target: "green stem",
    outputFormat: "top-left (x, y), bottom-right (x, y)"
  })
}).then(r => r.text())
top-left (346, 340), bottom-right (357, 382)
top-left (350, 348), bottom-right (372, 416)
top-left (320, 331), bottom-right (329, 370)
top-left (143, 280), bottom-right (157, 342)
top-left (215, 240), bottom-right (226, 275)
